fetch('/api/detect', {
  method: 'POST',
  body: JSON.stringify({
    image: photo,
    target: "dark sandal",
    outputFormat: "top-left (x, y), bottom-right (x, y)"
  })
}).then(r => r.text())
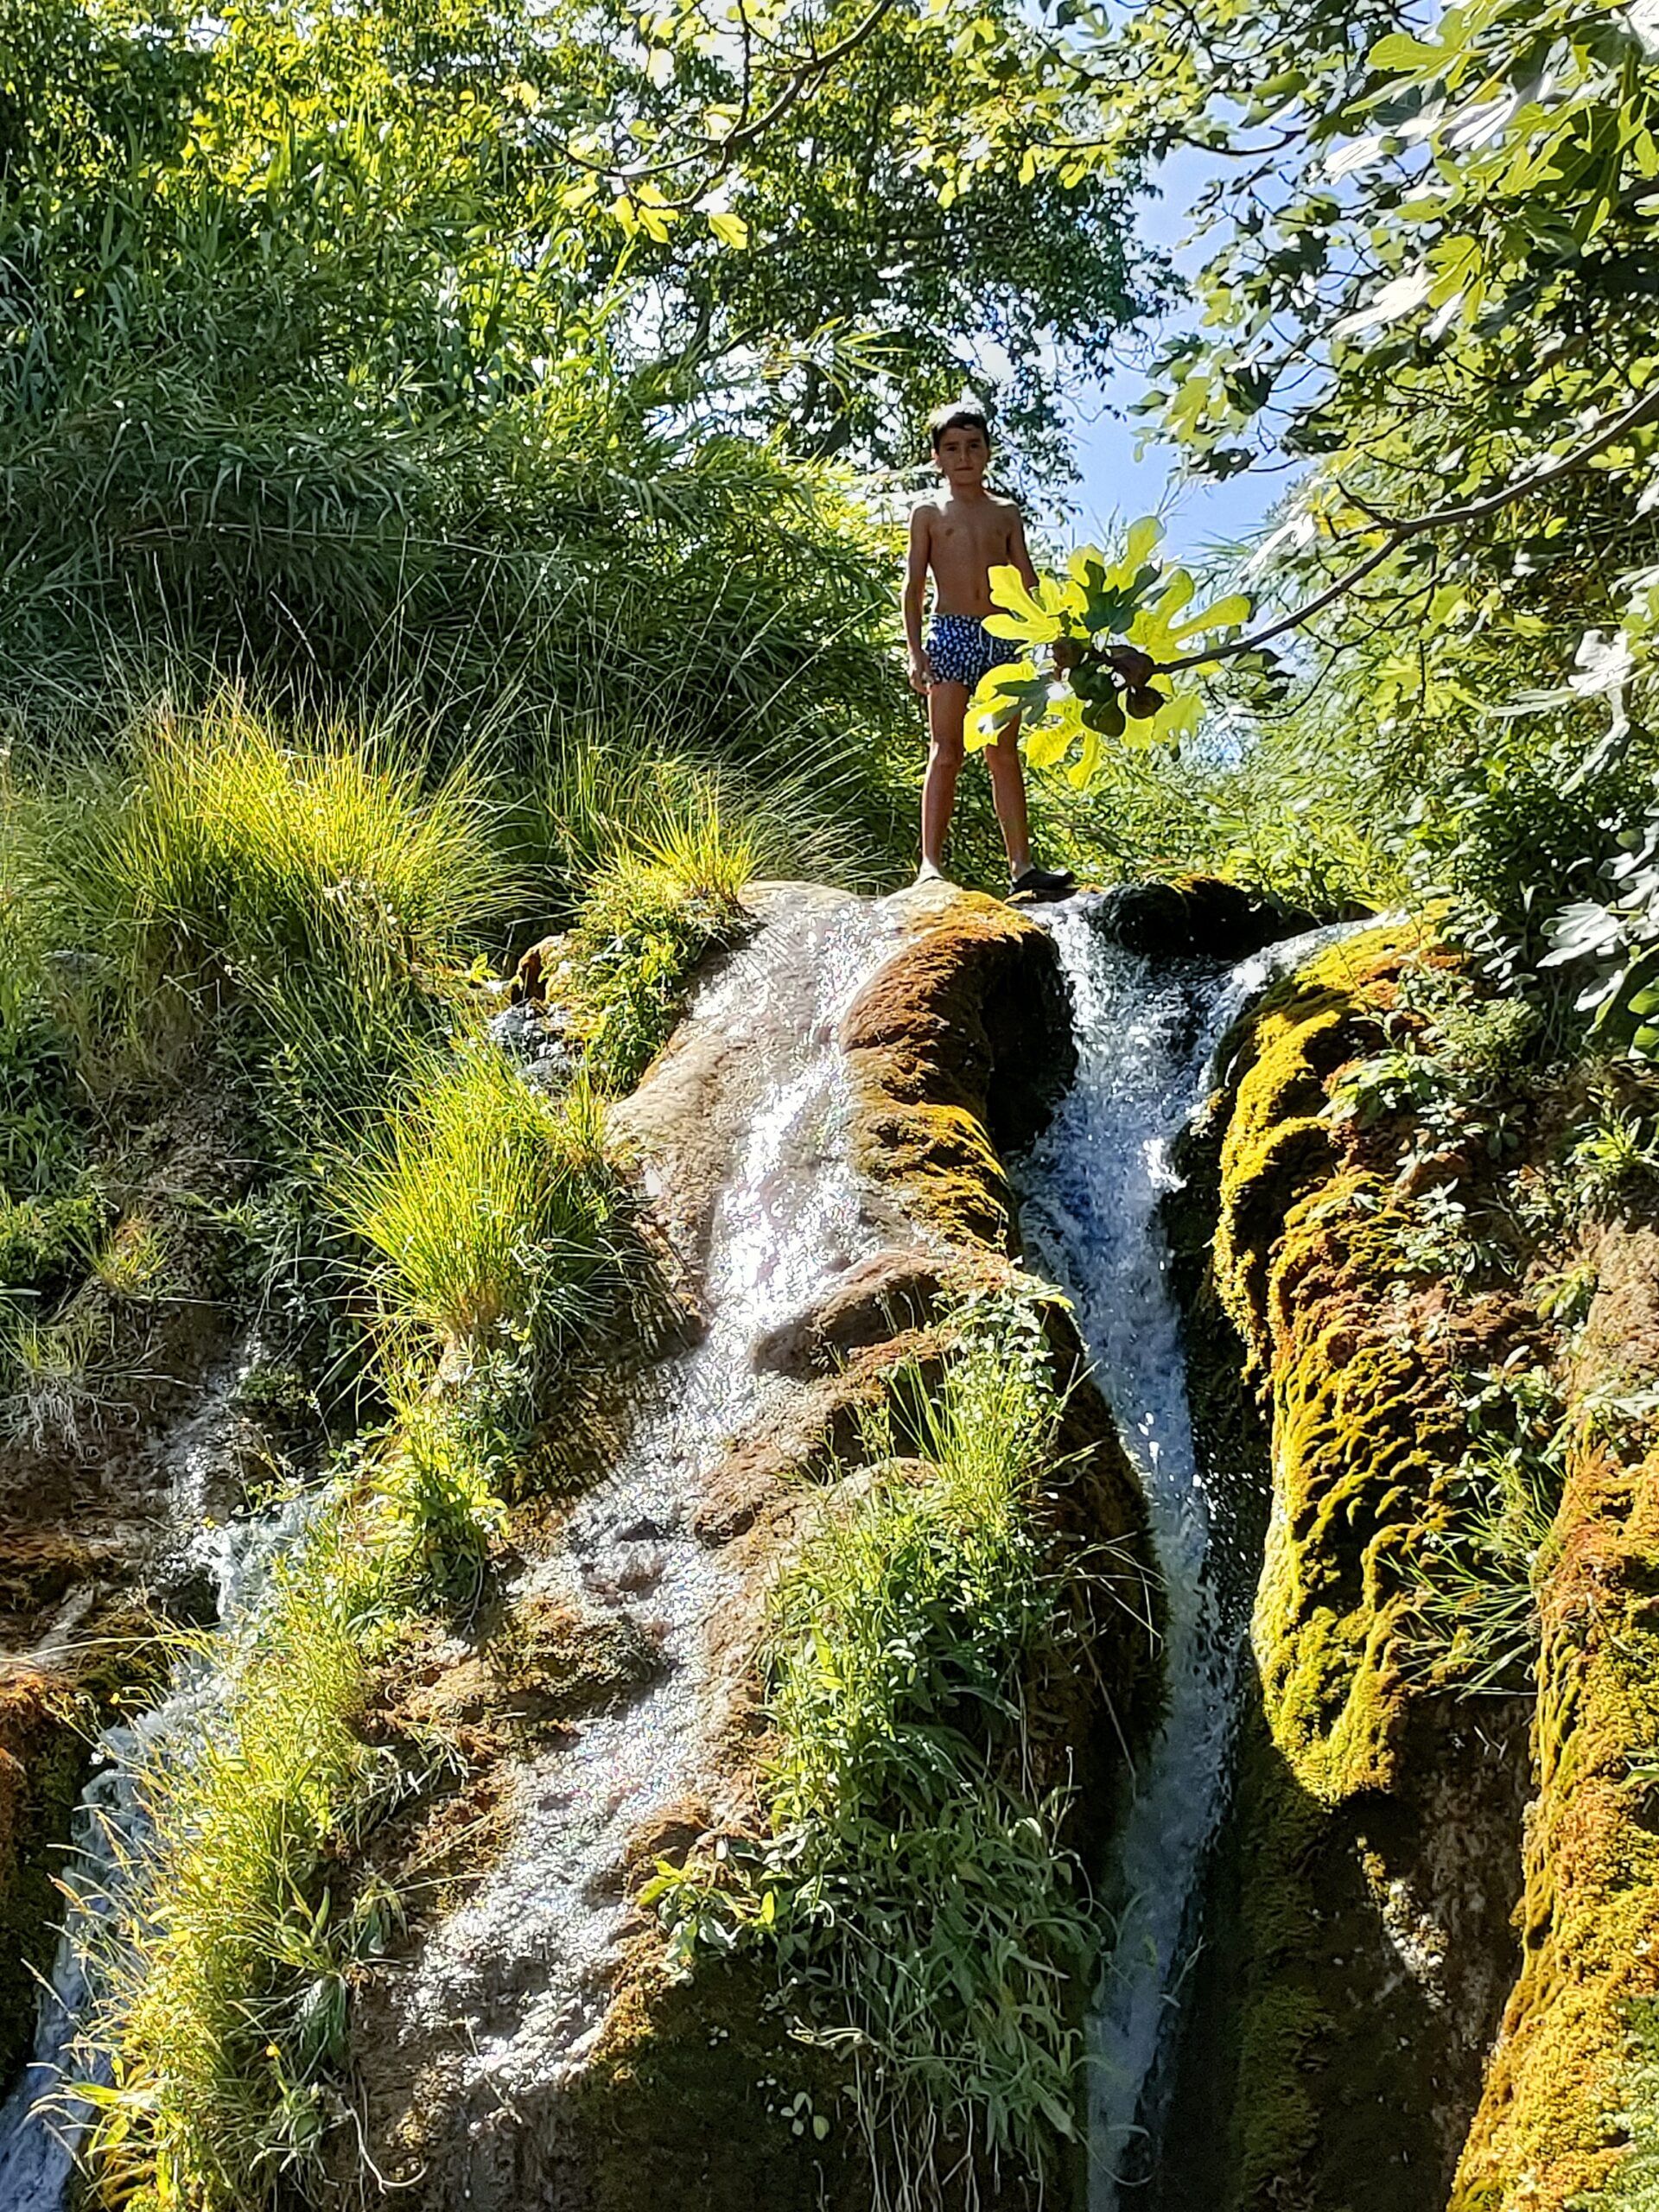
top-left (1009, 864), bottom-right (1076, 902)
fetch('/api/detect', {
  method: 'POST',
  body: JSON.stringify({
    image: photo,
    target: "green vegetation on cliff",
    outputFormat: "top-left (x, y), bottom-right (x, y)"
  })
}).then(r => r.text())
top-left (644, 1284), bottom-right (1121, 2208)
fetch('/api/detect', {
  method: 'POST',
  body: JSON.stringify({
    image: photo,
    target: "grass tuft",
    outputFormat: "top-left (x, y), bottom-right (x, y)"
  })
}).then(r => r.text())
top-left (562, 813), bottom-right (754, 1092)
top-left (25, 694), bottom-right (504, 1116)
top-left (334, 1047), bottom-right (622, 1357)
top-left (644, 1285), bottom-right (1108, 2209)
top-left (79, 1489), bottom-right (413, 2210)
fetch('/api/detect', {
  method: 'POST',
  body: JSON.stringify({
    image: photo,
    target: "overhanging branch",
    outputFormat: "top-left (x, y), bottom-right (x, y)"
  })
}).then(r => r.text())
top-left (1154, 381), bottom-right (1659, 677)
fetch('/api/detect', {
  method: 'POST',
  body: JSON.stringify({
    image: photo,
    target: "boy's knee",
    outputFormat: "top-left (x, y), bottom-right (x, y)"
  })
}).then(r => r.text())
top-left (929, 731), bottom-right (965, 767)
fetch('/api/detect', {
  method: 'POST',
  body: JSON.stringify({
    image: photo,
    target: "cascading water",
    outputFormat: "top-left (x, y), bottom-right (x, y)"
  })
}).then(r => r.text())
top-left (347, 889), bottom-right (913, 2134)
top-left (1016, 898), bottom-right (1337, 2207)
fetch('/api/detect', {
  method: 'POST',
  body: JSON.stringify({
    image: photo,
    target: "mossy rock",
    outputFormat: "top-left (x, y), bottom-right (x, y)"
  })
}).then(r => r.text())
top-left (1156, 918), bottom-right (1535, 2212)
top-left (1090, 874), bottom-right (1327, 962)
top-left (841, 888), bottom-right (1076, 1254)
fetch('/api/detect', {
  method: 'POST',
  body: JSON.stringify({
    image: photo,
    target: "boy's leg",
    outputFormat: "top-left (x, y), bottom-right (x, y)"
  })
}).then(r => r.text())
top-left (920, 681), bottom-right (969, 872)
top-left (986, 715), bottom-right (1033, 879)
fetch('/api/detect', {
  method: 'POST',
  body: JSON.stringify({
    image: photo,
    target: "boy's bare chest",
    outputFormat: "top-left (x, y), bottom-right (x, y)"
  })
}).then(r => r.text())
top-left (932, 505), bottom-right (1010, 569)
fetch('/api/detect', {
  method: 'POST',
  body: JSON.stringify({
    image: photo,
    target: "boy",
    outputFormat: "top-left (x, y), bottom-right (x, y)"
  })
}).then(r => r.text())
top-left (903, 402), bottom-right (1075, 899)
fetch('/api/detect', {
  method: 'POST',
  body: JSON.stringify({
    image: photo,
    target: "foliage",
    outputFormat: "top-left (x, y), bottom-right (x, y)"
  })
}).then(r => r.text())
top-left (334, 1047), bottom-right (623, 1362)
top-left (964, 516), bottom-right (1252, 775)
top-left (383, 1378), bottom-right (513, 1613)
top-left (1325, 957), bottom-right (1537, 1170)
top-left (643, 1287), bottom-right (1103, 2207)
top-left (1545, 806), bottom-right (1659, 1059)
top-left (921, 0), bottom-right (1659, 984)
top-left (0, 1183), bottom-right (105, 1315)
top-left (79, 1485), bottom-right (421, 2211)
top-left (545, 0), bottom-right (1157, 478)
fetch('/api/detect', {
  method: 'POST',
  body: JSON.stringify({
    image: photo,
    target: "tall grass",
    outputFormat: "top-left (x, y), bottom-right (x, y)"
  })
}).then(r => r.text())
top-left (334, 1048), bottom-right (623, 1357)
top-left (645, 1287), bottom-right (1106, 2209)
top-left (80, 1490), bottom-right (417, 2211)
top-left (563, 809), bottom-right (756, 1092)
top-left (22, 696), bottom-right (504, 1116)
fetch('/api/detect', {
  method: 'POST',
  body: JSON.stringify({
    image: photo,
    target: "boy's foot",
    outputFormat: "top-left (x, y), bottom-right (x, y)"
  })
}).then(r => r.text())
top-left (1009, 863), bottom-right (1076, 902)
top-left (914, 858), bottom-right (947, 885)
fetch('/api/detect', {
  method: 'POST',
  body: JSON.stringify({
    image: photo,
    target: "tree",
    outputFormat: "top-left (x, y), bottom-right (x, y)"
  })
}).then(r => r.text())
top-left (938, 0), bottom-right (1659, 1027)
top-left (534, 0), bottom-right (1160, 476)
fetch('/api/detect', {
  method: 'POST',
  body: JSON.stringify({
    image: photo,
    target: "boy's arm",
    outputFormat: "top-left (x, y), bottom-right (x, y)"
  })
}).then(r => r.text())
top-left (1008, 505), bottom-right (1039, 592)
top-left (904, 505), bottom-right (933, 692)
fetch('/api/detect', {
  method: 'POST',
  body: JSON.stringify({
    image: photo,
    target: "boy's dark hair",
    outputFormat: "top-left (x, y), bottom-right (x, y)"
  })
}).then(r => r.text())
top-left (928, 401), bottom-right (992, 452)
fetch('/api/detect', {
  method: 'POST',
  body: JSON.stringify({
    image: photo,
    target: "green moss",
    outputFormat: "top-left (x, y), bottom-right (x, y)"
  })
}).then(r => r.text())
top-left (0, 1675), bottom-right (88, 2085)
top-left (1452, 1417), bottom-right (1659, 2210)
top-left (1179, 919), bottom-right (1537, 2212)
top-left (841, 893), bottom-right (1074, 1256)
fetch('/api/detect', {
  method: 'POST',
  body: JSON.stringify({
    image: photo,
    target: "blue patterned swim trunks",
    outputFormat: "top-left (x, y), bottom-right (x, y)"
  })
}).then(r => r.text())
top-left (927, 613), bottom-right (1017, 690)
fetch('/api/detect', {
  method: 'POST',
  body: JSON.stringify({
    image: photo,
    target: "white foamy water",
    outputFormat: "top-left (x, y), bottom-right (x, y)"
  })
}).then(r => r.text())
top-left (400, 892), bottom-right (909, 2103)
top-left (0, 1393), bottom-right (359, 2206)
top-left (1016, 899), bottom-right (1332, 2208)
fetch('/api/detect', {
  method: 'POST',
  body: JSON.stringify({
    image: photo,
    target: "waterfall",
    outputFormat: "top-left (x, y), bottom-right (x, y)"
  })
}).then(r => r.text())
top-left (1017, 899), bottom-right (1336, 2206)
top-left (0, 884), bottom-right (1333, 2212)
top-left (392, 889), bottom-right (908, 2113)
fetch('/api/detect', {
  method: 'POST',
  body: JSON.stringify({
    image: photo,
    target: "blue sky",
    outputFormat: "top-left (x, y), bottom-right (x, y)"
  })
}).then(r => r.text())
top-left (1058, 144), bottom-right (1287, 565)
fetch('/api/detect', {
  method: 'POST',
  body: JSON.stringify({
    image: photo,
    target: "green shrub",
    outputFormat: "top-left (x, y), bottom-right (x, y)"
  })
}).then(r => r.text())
top-left (334, 1046), bottom-right (623, 1357)
top-left (26, 697), bottom-right (504, 1114)
top-left (0, 1184), bottom-right (105, 1310)
top-left (645, 1287), bottom-right (1105, 2207)
top-left (1408, 1365), bottom-right (1568, 1696)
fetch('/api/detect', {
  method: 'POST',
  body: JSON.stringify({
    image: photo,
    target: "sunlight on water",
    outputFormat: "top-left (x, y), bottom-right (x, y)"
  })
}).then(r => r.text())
top-left (1017, 899), bottom-right (1335, 2208)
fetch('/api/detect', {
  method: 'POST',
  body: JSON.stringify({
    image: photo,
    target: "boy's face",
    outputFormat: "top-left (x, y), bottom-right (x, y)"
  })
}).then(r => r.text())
top-left (934, 425), bottom-right (989, 486)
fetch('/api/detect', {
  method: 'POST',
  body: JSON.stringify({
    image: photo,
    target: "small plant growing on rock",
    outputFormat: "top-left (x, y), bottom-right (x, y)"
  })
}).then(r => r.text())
top-left (642, 1283), bottom-right (1114, 2210)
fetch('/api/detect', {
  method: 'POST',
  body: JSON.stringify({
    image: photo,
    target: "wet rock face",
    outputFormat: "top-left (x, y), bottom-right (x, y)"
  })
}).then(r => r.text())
top-left (1090, 875), bottom-right (1327, 963)
top-left (1161, 926), bottom-right (1535, 2212)
top-left (346, 884), bottom-right (1156, 2212)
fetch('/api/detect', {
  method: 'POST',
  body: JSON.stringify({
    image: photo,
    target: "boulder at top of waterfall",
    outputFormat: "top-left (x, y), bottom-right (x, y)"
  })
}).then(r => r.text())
top-left (840, 882), bottom-right (1077, 1252)
top-left (1090, 874), bottom-right (1330, 961)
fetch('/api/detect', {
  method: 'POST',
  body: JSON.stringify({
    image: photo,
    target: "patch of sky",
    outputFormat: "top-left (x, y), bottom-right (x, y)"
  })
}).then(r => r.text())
top-left (1052, 143), bottom-right (1294, 569)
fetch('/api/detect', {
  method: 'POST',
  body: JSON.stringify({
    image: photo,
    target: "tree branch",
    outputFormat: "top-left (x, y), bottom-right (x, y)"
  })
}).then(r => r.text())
top-left (1154, 382), bottom-right (1659, 676)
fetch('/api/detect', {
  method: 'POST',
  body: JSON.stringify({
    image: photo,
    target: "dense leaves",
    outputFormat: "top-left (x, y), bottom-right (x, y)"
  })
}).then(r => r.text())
top-left (932, 0), bottom-right (1659, 1036)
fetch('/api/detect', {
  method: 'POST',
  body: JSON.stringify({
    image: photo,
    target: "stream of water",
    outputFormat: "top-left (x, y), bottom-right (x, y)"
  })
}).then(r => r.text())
top-left (0, 887), bottom-right (1326, 2212)
top-left (1018, 900), bottom-right (1334, 2206)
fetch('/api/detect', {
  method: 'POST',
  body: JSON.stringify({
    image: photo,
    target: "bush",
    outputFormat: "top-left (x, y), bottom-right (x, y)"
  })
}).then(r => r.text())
top-left (334, 1047), bottom-right (623, 1358)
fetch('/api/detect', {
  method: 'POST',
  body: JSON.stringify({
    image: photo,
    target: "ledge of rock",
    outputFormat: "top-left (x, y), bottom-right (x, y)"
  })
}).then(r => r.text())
top-left (1089, 874), bottom-right (1332, 963)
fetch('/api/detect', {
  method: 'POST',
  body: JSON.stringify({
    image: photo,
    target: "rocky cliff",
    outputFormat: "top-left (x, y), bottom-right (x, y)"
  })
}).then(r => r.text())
top-left (1159, 917), bottom-right (1659, 2212)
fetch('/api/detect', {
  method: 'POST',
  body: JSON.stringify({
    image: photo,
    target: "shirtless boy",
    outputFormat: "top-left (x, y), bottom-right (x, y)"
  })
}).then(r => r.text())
top-left (903, 403), bottom-right (1074, 899)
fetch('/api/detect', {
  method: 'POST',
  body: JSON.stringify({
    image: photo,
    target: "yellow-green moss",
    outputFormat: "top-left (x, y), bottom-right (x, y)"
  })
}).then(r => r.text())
top-left (1186, 918), bottom-right (1535, 2212)
top-left (1452, 1230), bottom-right (1659, 2209)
